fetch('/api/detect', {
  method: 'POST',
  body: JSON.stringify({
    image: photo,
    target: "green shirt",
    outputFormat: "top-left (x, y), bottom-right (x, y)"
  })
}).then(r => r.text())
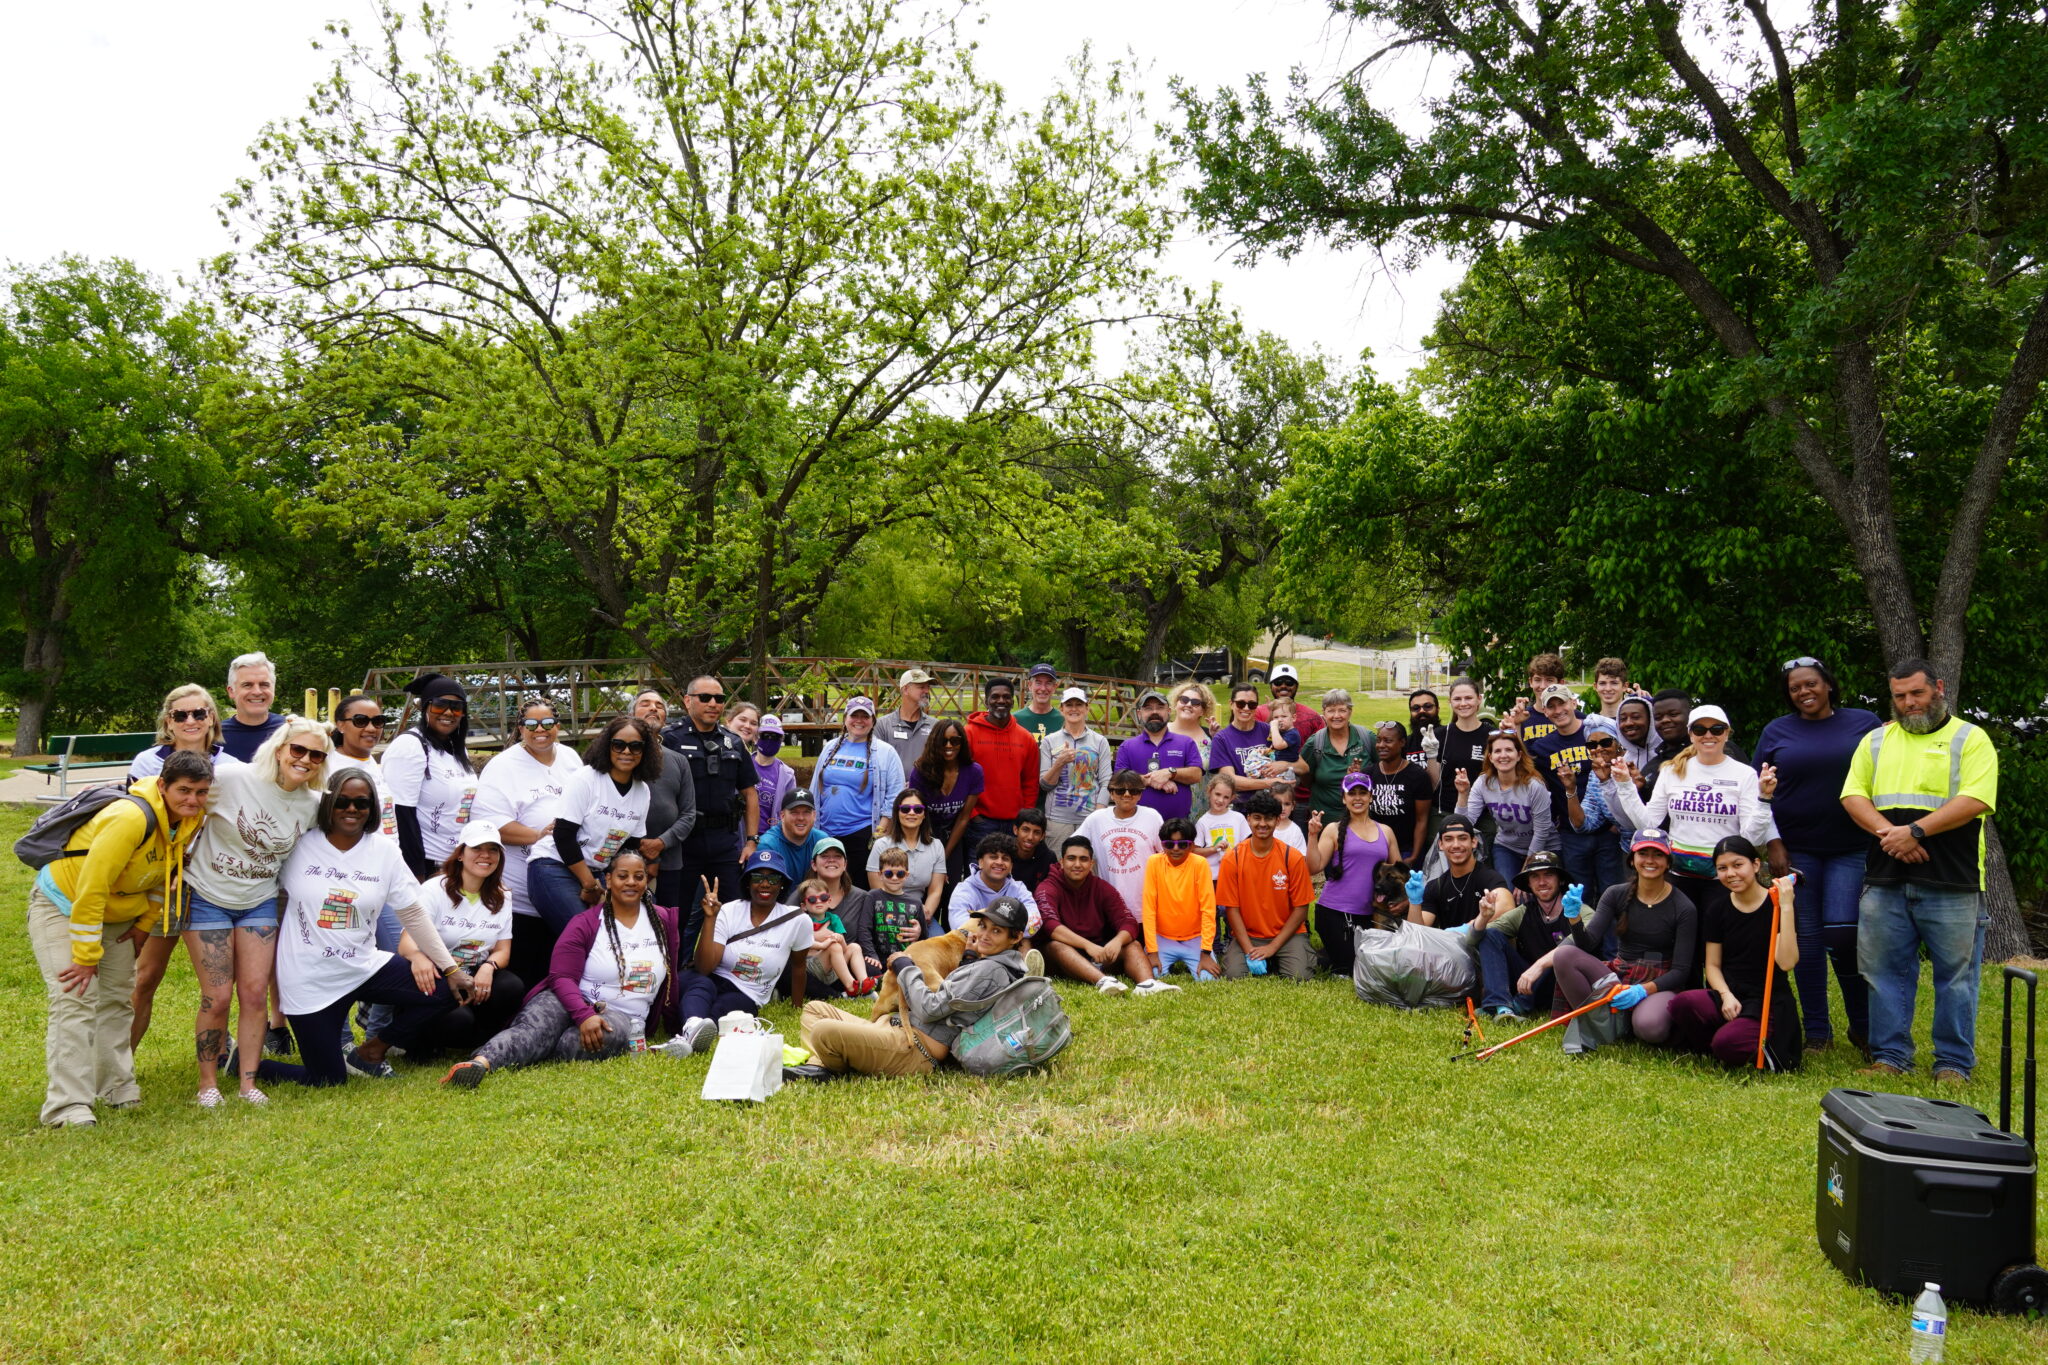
top-left (1015, 707), bottom-right (1061, 742)
top-left (1301, 724), bottom-right (1374, 822)
top-left (1841, 716), bottom-right (1997, 892)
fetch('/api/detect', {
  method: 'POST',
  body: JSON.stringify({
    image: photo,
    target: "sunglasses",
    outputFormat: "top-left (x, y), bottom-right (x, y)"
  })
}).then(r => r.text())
top-left (1232, 699), bottom-right (1258, 709)
top-left (942, 736), bottom-right (963, 746)
top-left (1176, 699), bottom-right (1203, 709)
top-left (169, 707), bottom-right (211, 723)
top-left (341, 712), bottom-right (391, 728)
top-left (424, 699), bottom-right (466, 715)
top-left (1161, 839), bottom-right (1193, 850)
top-left (1690, 722), bottom-right (1730, 736)
top-left (610, 739), bottom-right (645, 753)
top-left (879, 867), bottom-right (909, 878)
top-left (803, 894), bottom-right (832, 904)
top-left (1781, 656), bottom-right (1822, 672)
top-left (898, 803), bottom-right (926, 814)
top-left (520, 716), bottom-right (560, 731)
top-left (331, 795), bottom-right (374, 812)
top-left (689, 691), bottom-right (725, 703)
top-left (286, 743), bottom-right (328, 764)
top-left (1586, 736), bottom-right (1618, 750)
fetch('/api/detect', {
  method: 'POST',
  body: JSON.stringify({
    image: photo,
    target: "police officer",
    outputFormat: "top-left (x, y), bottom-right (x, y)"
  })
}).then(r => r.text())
top-left (661, 675), bottom-right (759, 955)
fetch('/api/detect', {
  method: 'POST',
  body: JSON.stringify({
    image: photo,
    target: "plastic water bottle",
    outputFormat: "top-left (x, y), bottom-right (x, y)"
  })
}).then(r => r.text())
top-left (1909, 1282), bottom-right (1946, 1362)
top-left (626, 1016), bottom-right (647, 1055)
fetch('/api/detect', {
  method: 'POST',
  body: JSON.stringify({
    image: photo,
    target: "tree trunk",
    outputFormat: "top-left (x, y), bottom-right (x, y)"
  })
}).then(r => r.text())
top-left (1060, 620), bottom-right (1091, 676)
top-left (749, 528), bottom-right (775, 708)
top-left (1982, 819), bottom-right (2036, 961)
top-left (1135, 589), bottom-right (1182, 683)
top-left (15, 578), bottom-right (71, 757)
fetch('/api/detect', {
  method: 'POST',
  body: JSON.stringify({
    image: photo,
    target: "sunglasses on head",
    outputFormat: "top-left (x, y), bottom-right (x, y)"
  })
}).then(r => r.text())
top-left (1690, 722), bottom-right (1729, 737)
top-left (169, 707), bottom-right (211, 723)
top-left (520, 716), bottom-right (559, 731)
top-left (424, 699), bottom-right (465, 715)
top-left (331, 795), bottom-right (373, 812)
top-left (341, 712), bottom-right (391, 728)
top-left (1781, 656), bottom-right (1822, 672)
top-left (285, 743), bottom-right (328, 764)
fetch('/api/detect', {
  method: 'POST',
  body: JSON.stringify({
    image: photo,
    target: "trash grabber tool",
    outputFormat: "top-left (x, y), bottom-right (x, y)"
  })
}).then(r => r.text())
top-left (1458, 984), bottom-right (1621, 1062)
top-left (1756, 881), bottom-right (1783, 1071)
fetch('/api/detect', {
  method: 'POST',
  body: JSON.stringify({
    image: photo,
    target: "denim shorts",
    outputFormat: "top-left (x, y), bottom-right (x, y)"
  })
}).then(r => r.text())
top-left (185, 890), bottom-right (280, 932)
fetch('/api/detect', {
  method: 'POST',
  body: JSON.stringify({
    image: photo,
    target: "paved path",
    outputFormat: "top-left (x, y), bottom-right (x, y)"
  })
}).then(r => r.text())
top-left (0, 767), bottom-right (118, 805)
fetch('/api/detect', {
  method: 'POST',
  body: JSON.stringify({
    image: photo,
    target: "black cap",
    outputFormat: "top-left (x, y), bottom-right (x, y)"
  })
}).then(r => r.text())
top-left (970, 896), bottom-right (1030, 933)
top-left (784, 787), bottom-right (816, 809)
top-left (1439, 814), bottom-right (1477, 838)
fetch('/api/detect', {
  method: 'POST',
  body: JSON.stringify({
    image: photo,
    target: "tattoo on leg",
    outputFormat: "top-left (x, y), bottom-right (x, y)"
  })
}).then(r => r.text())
top-left (241, 924), bottom-right (278, 943)
top-left (192, 929), bottom-right (234, 985)
top-left (197, 1028), bottom-right (227, 1063)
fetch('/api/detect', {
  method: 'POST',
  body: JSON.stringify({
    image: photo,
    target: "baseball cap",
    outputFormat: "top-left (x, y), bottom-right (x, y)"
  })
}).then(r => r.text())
top-left (843, 695), bottom-right (876, 716)
top-left (758, 713), bottom-right (785, 735)
top-left (742, 848), bottom-right (791, 883)
top-left (1689, 704), bottom-right (1731, 728)
top-left (1439, 814), bottom-right (1477, 838)
top-left (1630, 828), bottom-right (1674, 856)
top-left (783, 787), bottom-right (816, 809)
top-left (1341, 771), bottom-right (1375, 792)
top-left (898, 667), bottom-right (933, 687)
top-left (1514, 850), bottom-right (1566, 888)
top-left (1137, 688), bottom-right (1169, 706)
top-left (813, 836), bottom-right (847, 859)
top-left (1060, 686), bottom-right (1088, 704)
top-left (1269, 663), bottom-right (1300, 684)
top-left (970, 896), bottom-right (1030, 934)
top-left (1536, 683), bottom-right (1578, 708)
top-left (1027, 663), bottom-right (1058, 679)
top-left (457, 820), bottom-right (504, 848)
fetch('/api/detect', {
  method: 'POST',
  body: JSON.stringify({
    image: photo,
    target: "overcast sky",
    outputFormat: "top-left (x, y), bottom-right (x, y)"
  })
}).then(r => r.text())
top-left (1, 0), bottom-right (1463, 379)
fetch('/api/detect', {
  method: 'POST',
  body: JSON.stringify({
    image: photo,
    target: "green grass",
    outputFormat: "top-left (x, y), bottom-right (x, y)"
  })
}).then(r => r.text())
top-left (2, 802), bottom-right (2042, 1363)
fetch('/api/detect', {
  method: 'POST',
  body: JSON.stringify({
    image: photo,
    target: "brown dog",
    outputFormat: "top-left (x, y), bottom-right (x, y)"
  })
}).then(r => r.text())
top-left (868, 929), bottom-right (969, 1032)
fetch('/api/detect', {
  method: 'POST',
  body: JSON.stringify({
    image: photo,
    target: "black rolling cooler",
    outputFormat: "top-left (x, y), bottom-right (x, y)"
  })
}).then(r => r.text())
top-left (1816, 967), bottom-right (2046, 1315)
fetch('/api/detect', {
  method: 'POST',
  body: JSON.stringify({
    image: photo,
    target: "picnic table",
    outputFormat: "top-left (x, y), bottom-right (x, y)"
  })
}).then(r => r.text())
top-left (24, 732), bottom-right (156, 798)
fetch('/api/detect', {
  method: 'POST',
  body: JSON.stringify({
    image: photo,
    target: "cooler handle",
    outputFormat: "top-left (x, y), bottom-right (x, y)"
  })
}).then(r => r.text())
top-left (2002, 966), bottom-right (2036, 1148)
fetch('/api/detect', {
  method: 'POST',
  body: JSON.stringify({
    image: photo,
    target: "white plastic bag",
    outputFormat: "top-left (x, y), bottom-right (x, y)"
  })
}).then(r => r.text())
top-left (1352, 920), bottom-right (1476, 1009)
top-left (700, 1027), bottom-right (784, 1102)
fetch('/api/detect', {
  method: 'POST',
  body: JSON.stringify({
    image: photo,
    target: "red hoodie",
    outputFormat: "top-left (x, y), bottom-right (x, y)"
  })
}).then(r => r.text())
top-left (965, 710), bottom-right (1039, 821)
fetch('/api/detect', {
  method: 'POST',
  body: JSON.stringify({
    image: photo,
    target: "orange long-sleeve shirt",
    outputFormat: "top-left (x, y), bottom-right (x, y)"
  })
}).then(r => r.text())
top-left (1140, 851), bottom-right (1216, 951)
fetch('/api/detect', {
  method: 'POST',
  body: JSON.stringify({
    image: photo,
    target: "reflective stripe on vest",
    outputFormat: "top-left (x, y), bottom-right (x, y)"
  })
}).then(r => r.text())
top-left (1863, 720), bottom-right (1974, 809)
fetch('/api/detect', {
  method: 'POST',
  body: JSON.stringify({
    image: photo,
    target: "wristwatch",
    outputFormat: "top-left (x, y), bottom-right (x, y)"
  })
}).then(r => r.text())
top-left (1908, 822), bottom-right (1926, 841)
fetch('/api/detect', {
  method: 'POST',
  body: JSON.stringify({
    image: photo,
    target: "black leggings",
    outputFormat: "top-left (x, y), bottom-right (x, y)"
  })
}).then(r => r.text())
top-left (389, 970), bottom-right (528, 1059)
top-left (680, 973), bottom-right (764, 1023)
top-left (256, 957), bottom-right (454, 1088)
top-left (1314, 904), bottom-right (1363, 978)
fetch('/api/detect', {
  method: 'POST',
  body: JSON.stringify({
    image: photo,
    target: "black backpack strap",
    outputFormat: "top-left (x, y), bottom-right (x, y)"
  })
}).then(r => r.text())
top-left (726, 909), bottom-right (806, 946)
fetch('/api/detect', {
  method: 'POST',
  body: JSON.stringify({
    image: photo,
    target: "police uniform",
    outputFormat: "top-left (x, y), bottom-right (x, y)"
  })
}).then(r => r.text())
top-left (663, 720), bottom-right (758, 953)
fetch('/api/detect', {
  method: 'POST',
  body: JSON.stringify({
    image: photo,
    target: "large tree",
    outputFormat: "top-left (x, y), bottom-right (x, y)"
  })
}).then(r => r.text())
top-left (1178, 0), bottom-right (2048, 695)
top-left (221, 0), bottom-right (1168, 689)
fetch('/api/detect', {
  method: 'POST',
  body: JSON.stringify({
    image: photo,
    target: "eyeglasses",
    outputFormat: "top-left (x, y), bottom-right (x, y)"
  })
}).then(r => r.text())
top-left (520, 717), bottom-right (559, 731)
top-left (169, 707), bottom-right (211, 723)
top-left (879, 867), bottom-right (909, 878)
top-left (286, 743), bottom-right (328, 764)
top-left (610, 739), bottom-right (645, 754)
top-left (1781, 656), bottom-right (1822, 671)
top-left (1161, 839), bottom-right (1193, 850)
top-left (331, 795), bottom-right (373, 812)
top-left (1689, 722), bottom-right (1729, 737)
top-left (689, 691), bottom-right (725, 703)
top-left (897, 803), bottom-right (926, 814)
top-left (424, 699), bottom-right (466, 715)
top-left (341, 712), bottom-right (390, 728)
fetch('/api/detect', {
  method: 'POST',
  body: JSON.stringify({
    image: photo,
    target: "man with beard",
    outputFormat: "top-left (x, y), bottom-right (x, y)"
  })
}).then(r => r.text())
top-left (1114, 689), bottom-right (1203, 822)
top-left (963, 677), bottom-right (1040, 845)
top-left (1840, 657), bottom-right (1998, 1085)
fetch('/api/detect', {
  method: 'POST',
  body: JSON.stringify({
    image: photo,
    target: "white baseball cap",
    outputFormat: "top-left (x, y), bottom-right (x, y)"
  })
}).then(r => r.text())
top-left (1060, 686), bottom-right (1088, 704)
top-left (458, 820), bottom-right (504, 848)
top-left (1689, 704), bottom-right (1732, 729)
top-left (1269, 663), bottom-right (1300, 684)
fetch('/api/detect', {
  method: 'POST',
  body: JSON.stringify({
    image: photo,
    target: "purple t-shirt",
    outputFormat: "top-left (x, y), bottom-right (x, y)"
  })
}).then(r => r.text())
top-left (911, 762), bottom-right (985, 828)
top-left (1113, 732), bottom-right (1204, 821)
top-left (1209, 721), bottom-right (1285, 805)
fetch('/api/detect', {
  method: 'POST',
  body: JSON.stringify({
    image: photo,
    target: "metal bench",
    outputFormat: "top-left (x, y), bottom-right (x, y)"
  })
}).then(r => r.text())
top-left (23, 732), bottom-right (157, 798)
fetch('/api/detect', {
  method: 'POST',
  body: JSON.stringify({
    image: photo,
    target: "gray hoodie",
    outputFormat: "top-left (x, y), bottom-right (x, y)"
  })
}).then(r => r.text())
top-left (890, 946), bottom-right (1025, 1049)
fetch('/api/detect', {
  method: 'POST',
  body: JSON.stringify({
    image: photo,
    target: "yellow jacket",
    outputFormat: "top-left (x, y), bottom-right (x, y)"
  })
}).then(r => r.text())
top-left (41, 779), bottom-right (202, 965)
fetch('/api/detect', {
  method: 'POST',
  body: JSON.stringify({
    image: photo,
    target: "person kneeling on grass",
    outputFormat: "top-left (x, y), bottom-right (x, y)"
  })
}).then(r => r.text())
top-left (793, 897), bottom-right (1033, 1079)
top-left (1035, 836), bottom-right (1175, 996)
top-left (1216, 792), bottom-right (1314, 981)
top-left (1666, 837), bottom-right (1803, 1069)
top-left (439, 848), bottom-right (682, 1089)
top-left (1143, 818), bottom-right (1219, 981)
top-left (1533, 828), bottom-right (1697, 1047)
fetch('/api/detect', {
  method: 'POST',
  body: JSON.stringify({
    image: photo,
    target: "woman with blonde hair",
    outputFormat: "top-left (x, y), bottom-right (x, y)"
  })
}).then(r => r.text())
top-left (1168, 682), bottom-right (1219, 775)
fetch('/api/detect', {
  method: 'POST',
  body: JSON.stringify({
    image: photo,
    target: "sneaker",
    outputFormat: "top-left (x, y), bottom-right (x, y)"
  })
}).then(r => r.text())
top-left (57, 1113), bottom-right (97, 1129)
top-left (1131, 979), bottom-right (1181, 996)
top-left (1493, 1006), bottom-right (1526, 1022)
top-left (1857, 1060), bottom-right (1907, 1077)
top-left (440, 1060), bottom-right (489, 1090)
top-left (343, 1045), bottom-right (397, 1080)
top-left (236, 1087), bottom-right (270, 1106)
top-left (1023, 949), bottom-right (1046, 978)
top-left (263, 1025), bottom-right (294, 1058)
top-left (197, 1087), bottom-right (224, 1109)
top-left (1095, 976), bottom-right (1129, 995)
top-left (682, 1016), bottom-right (718, 1055)
top-left (1933, 1067), bottom-right (1970, 1086)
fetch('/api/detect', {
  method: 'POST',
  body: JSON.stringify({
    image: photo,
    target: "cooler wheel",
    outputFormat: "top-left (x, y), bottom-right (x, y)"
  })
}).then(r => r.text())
top-left (1991, 1263), bottom-right (2048, 1318)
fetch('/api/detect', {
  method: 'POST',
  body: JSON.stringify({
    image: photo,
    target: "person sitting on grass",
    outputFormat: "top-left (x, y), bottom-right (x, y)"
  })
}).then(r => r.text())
top-left (1036, 836), bottom-right (1174, 995)
top-left (1471, 849), bottom-right (1572, 1020)
top-left (792, 897), bottom-right (1034, 1080)
top-left (678, 847), bottom-right (813, 1028)
top-left (440, 848), bottom-right (685, 1088)
top-left (258, 769), bottom-right (473, 1090)
top-left (1667, 837), bottom-right (1803, 1069)
top-left (1413, 815), bottom-right (1508, 931)
top-left (1011, 808), bottom-right (1055, 890)
top-left (1216, 792), bottom-right (1314, 981)
top-left (794, 876), bottom-right (876, 999)
top-left (387, 821), bottom-right (525, 1059)
top-left (944, 832), bottom-right (1041, 944)
top-left (1143, 818), bottom-right (1219, 981)
top-left (857, 845), bottom-right (927, 965)
top-left (1539, 828), bottom-right (1697, 1048)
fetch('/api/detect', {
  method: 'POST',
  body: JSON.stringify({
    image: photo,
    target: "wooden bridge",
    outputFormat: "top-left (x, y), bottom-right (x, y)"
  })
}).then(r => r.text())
top-left (351, 657), bottom-right (1164, 749)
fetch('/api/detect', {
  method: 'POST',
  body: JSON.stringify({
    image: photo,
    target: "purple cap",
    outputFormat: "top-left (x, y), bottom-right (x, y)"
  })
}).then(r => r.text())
top-left (758, 714), bottom-right (785, 735)
top-left (1340, 772), bottom-right (1375, 793)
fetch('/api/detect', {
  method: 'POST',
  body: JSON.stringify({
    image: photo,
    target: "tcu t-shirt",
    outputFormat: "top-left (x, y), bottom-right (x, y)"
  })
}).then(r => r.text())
top-left (416, 876), bottom-right (512, 970)
top-left (1074, 805), bottom-right (1164, 919)
top-left (471, 743), bottom-right (575, 916)
top-left (712, 900), bottom-right (814, 1007)
top-left (381, 731), bottom-right (476, 862)
top-left (545, 765), bottom-right (650, 872)
top-left (275, 831), bottom-right (422, 1015)
top-left (578, 910), bottom-right (667, 1027)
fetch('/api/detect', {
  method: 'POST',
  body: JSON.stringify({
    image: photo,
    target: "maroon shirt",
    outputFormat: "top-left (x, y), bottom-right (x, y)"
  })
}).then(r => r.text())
top-left (1035, 871), bottom-right (1141, 945)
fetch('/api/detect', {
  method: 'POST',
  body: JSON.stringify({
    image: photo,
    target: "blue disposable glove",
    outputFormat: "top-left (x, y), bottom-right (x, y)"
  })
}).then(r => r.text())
top-left (1561, 884), bottom-right (1585, 918)
top-left (1405, 870), bottom-right (1427, 905)
top-left (1247, 956), bottom-right (1269, 977)
top-left (1609, 984), bottom-right (1648, 1011)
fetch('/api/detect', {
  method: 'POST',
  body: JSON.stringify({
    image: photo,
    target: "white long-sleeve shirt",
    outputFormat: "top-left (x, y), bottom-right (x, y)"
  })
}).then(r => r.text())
top-left (1606, 757), bottom-right (1771, 877)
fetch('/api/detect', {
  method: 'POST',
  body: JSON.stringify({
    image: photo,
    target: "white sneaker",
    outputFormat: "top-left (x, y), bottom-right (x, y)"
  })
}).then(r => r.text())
top-left (1095, 976), bottom-right (1128, 994)
top-left (196, 1088), bottom-right (224, 1109)
top-left (682, 1016), bottom-right (718, 1055)
top-left (1132, 979), bottom-right (1181, 996)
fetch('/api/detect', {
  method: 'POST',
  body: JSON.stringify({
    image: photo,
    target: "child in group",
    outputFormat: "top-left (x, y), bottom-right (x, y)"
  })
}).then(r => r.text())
top-left (862, 847), bottom-right (927, 959)
top-left (1076, 770), bottom-right (1164, 920)
top-left (1196, 774), bottom-right (1251, 879)
top-left (1012, 808), bottom-right (1055, 891)
top-left (1268, 697), bottom-right (1304, 769)
top-left (1272, 786), bottom-right (1310, 856)
top-left (1143, 817), bottom-right (1219, 980)
top-left (795, 877), bottom-right (874, 998)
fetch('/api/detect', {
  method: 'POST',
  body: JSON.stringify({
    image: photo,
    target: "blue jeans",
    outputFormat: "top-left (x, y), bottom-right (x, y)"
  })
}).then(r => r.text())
top-left (1857, 882), bottom-right (1987, 1075)
top-left (1558, 823), bottom-right (1609, 905)
top-left (1489, 842), bottom-right (1528, 882)
top-left (1789, 848), bottom-right (1869, 1043)
top-left (1476, 927), bottom-right (1551, 1013)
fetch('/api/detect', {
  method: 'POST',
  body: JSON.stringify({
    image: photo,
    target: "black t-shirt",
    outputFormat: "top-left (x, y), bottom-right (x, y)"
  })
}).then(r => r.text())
top-left (1368, 761), bottom-right (1435, 858)
top-left (1012, 844), bottom-right (1055, 893)
top-left (1511, 891), bottom-right (1573, 966)
top-left (1434, 718), bottom-right (1497, 809)
top-left (1706, 895), bottom-right (1801, 1061)
top-left (1422, 864), bottom-right (1508, 930)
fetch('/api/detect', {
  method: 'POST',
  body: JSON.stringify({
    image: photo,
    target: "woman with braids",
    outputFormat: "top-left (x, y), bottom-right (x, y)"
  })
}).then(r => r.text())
top-left (440, 847), bottom-right (687, 1087)
top-left (382, 673), bottom-right (478, 879)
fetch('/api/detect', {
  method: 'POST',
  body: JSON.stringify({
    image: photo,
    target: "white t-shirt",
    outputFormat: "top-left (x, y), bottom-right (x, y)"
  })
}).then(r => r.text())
top-left (1195, 810), bottom-right (1252, 880)
top-left (866, 834), bottom-right (946, 896)
top-left (326, 751), bottom-right (398, 843)
top-left (1275, 820), bottom-right (1309, 856)
top-left (471, 743), bottom-right (576, 916)
top-left (416, 875), bottom-right (513, 971)
top-left (127, 745), bottom-right (243, 783)
top-left (1075, 805), bottom-right (1164, 919)
top-left (577, 908), bottom-right (667, 1028)
top-left (381, 730), bottom-right (476, 862)
top-left (711, 899), bottom-right (813, 1007)
top-left (542, 765), bottom-right (650, 873)
top-left (186, 764), bottom-right (321, 909)
top-left (275, 830), bottom-right (423, 1015)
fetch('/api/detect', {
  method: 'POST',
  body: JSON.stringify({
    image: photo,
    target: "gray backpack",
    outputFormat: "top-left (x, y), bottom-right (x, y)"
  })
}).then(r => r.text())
top-left (14, 788), bottom-right (157, 870)
top-left (950, 974), bottom-right (1073, 1077)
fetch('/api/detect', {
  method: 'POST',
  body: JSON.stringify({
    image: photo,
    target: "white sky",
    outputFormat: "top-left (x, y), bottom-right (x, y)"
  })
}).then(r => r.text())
top-left (0, 0), bottom-right (1462, 379)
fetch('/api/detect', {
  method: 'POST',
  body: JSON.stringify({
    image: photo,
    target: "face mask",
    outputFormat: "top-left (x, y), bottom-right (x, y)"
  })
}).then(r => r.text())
top-left (757, 735), bottom-right (782, 757)
top-left (1143, 715), bottom-right (1166, 734)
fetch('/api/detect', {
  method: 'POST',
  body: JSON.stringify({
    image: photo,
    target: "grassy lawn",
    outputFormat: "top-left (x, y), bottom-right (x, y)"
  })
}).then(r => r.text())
top-left (2, 802), bottom-right (2042, 1363)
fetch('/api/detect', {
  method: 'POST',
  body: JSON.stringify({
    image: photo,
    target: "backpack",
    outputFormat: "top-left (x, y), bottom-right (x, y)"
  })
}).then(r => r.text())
top-left (949, 972), bottom-right (1072, 1077)
top-left (15, 788), bottom-right (158, 870)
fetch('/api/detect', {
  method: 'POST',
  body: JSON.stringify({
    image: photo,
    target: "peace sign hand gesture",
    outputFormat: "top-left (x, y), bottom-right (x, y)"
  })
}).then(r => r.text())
top-left (699, 875), bottom-right (721, 917)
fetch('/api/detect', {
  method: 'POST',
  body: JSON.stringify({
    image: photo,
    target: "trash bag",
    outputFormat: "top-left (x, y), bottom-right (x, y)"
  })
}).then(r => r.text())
top-left (1352, 919), bottom-right (1477, 1010)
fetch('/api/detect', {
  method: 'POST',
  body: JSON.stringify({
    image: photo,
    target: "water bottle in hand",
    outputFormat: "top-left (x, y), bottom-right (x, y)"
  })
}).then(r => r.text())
top-left (1561, 884), bottom-right (1585, 919)
top-left (1909, 1283), bottom-right (1945, 1362)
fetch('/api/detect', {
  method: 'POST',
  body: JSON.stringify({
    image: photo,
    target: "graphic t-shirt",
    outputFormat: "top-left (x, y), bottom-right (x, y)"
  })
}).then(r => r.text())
top-left (1526, 724), bottom-right (1596, 811)
top-left (1216, 840), bottom-right (1312, 939)
top-left (910, 762), bottom-right (985, 829)
top-left (1195, 810), bottom-right (1252, 879)
top-left (815, 738), bottom-right (880, 838)
top-left (333, 752), bottom-right (399, 842)
top-left (381, 731), bottom-right (476, 862)
top-left (416, 877), bottom-right (512, 970)
top-left (1015, 707), bottom-right (1061, 742)
top-left (1420, 865), bottom-right (1509, 930)
top-left (868, 893), bottom-right (923, 955)
top-left (578, 909), bottom-right (667, 1027)
top-left (1368, 761), bottom-right (1435, 858)
top-left (471, 743), bottom-right (574, 916)
top-left (546, 765), bottom-right (650, 872)
top-left (1074, 805), bottom-right (1164, 919)
top-left (186, 764), bottom-right (321, 909)
top-left (1209, 722), bottom-right (1282, 795)
top-left (712, 899), bottom-right (814, 1007)
top-left (275, 830), bottom-right (422, 1015)
top-left (1039, 728), bottom-right (1113, 823)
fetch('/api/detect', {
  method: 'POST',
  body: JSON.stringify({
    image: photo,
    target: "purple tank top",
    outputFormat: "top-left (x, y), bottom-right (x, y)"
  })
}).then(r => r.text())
top-left (1318, 821), bottom-right (1388, 916)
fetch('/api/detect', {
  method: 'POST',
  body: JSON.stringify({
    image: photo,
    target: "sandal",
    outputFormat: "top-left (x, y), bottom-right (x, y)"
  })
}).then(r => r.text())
top-left (196, 1088), bottom-right (224, 1109)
